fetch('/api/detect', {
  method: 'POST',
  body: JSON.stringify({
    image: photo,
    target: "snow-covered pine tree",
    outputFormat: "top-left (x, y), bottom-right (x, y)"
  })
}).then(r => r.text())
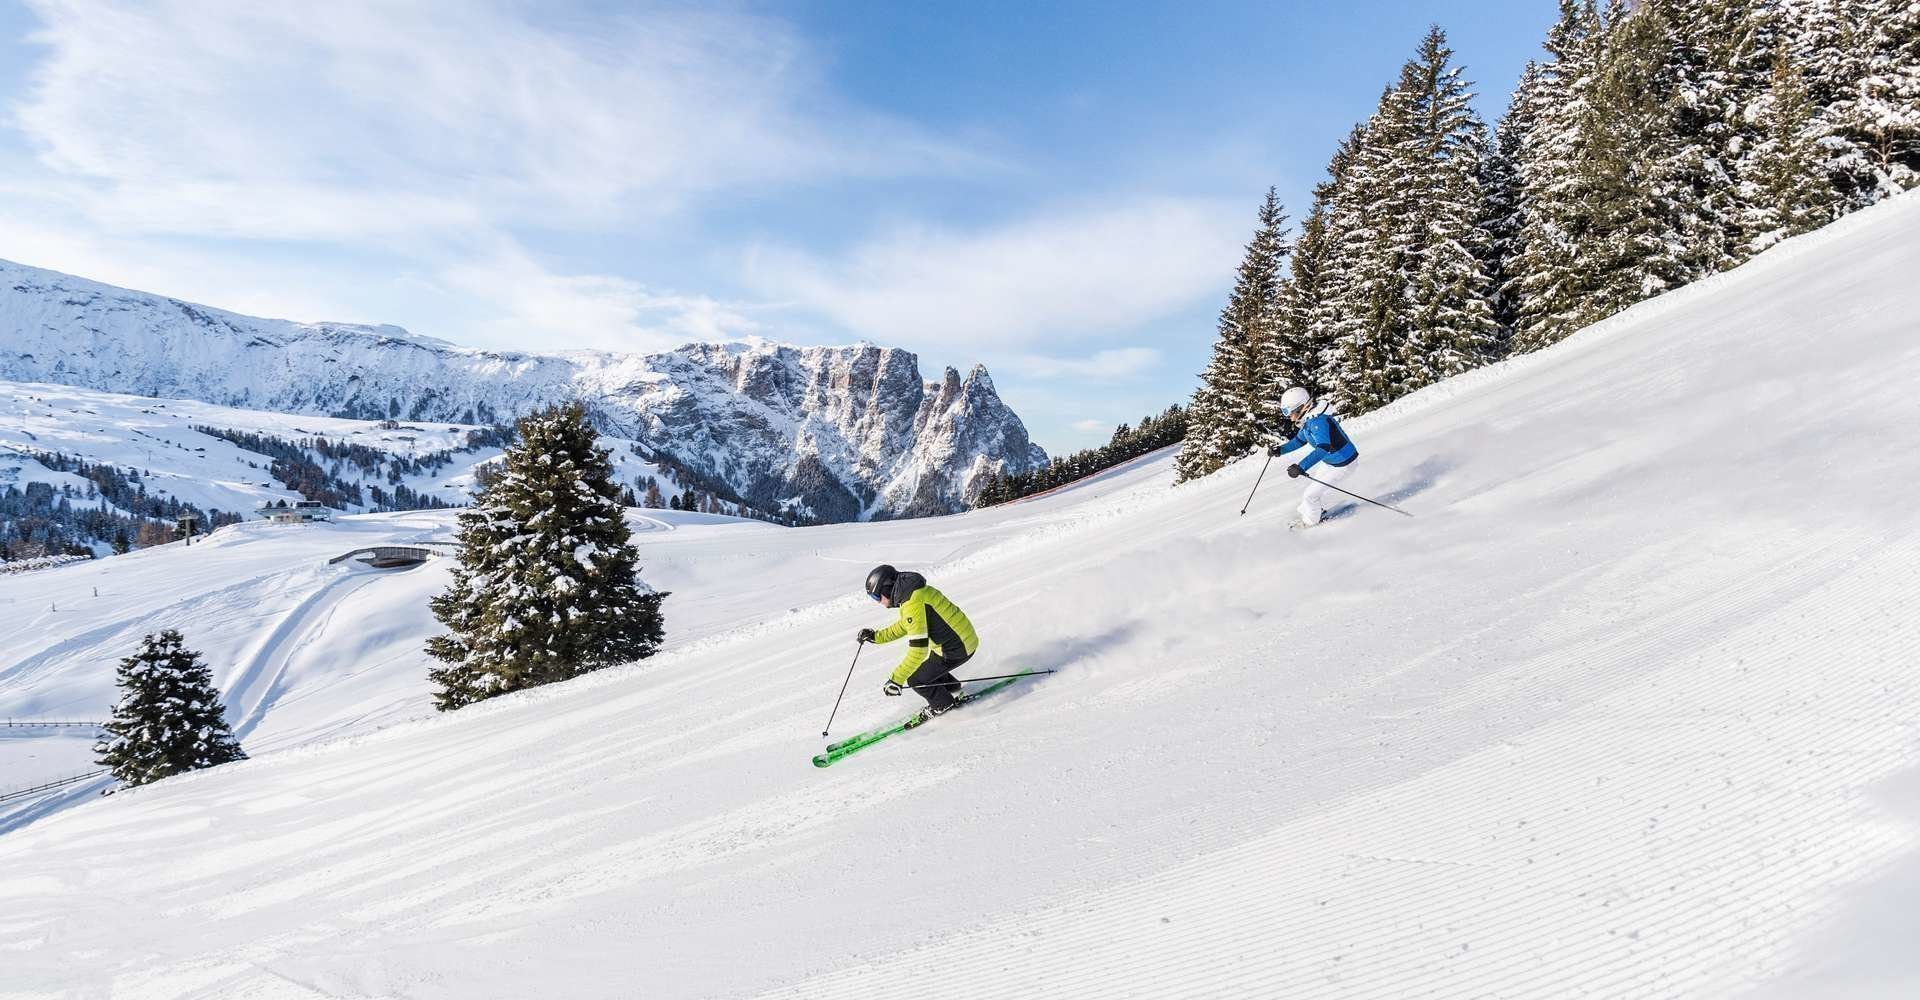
top-left (1568, 2), bottom-right (1729, 323)
top-left (1271, 207), bottom-right (1331, 409)
top-left (426, 403), bottom-right (667, 711)
top-left (1581, 0), bottom-right (1687, 314)
top-left (1642, 0), bottom-right (1743, 277)
top-left (1788, 0), bottom-right (1869, 204)
top-left (1741, 47), bottom-right (1845, 249)
top-left (1483, 62), bottom-right (1540, 338)
top-left (1173, 381), bottom-right (1220, 484)
top-left (1314, 83), bottom-right (1416, 413)
top-left (1509, 0), bottom-right (1730, 352)
top-left (1174, 189), bottom-right (1291, 482)
top-left (1822, 0), bottom-right (1920, 200)
top-left (1510, 0), bottom-right (1605, 352)
top-left (1313, 27), bottom-right (1499, 410)
top-left (1397, 26), bottom-right (1503, 394)
top-left (1279, 124), bottom-right (1366, 406)
top-left (1661, 0), bottom-right (1780, 258)
top-left (94, 629), bottom-right (247, 788)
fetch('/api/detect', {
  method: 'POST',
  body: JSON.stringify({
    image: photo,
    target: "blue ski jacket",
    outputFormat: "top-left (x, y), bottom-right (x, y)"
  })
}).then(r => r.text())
top-left (1274, 412), bottom-right (1358, 473)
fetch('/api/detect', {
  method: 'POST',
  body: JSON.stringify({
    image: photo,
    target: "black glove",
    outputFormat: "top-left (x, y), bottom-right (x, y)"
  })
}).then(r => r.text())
top-left (1286, 463), bottom-right (1304, 479)
top-left (883, 680), bottom-right (903, 697)
top-left (1266, 445), bottom-right (1280, 458)
top-left (857, 628), bottom-right (876, 644)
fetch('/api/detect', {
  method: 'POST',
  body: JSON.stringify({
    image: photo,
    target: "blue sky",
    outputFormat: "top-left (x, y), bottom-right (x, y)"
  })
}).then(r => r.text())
top-left (0, 1), bottom-right (1555, 453)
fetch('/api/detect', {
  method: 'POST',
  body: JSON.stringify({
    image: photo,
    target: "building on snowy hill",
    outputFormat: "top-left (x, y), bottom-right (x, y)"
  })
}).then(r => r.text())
top-left (259, 499), bottom-right (332, 524)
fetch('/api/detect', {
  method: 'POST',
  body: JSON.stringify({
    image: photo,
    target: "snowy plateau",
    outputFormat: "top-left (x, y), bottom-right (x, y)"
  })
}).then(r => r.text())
top-left (0, 258), bottom-right (1049, 523)
top-left (2, 190), bottom-right (1919, 998)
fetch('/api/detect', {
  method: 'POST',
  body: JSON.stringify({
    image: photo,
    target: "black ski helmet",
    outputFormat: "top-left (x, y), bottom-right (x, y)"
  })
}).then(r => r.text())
top-left (865, 564), bottom-right (898, 601)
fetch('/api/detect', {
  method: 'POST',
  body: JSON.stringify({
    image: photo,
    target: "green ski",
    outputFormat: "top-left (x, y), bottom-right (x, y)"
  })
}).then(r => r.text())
top-left (812, 670), bottom-right (1037, 767)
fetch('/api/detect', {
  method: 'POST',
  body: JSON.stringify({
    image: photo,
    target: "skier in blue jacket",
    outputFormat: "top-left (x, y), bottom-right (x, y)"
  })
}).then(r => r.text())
top-left (1268, 386), bottom-right (1359, 527)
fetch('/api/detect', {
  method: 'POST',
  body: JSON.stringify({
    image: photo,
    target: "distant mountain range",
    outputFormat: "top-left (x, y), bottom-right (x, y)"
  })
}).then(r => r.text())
top-left (0, 259), bottom-right (1047, 521)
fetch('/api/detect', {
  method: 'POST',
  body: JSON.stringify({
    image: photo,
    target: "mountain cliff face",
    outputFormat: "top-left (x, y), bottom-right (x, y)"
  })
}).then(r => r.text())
top-left (0, 259), bottom-right (1047, 520)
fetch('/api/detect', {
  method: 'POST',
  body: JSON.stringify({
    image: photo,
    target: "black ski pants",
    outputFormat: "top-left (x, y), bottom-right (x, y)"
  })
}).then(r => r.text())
top-left (908, 649), bottom-right (971, 710)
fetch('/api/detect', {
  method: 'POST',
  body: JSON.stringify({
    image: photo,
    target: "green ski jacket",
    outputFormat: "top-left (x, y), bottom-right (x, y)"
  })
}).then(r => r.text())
top-left (871, 572), bottom-right (980, 684)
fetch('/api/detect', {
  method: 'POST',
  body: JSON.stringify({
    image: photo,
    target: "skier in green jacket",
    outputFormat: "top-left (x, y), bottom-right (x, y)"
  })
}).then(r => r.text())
top-left (857, 564), bottom-right (980, 716)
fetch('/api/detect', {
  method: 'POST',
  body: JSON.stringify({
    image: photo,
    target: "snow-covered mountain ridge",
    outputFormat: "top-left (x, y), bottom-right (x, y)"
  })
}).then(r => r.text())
top-left (0, 259), bottom-right (1047, 520)
top-left (0, 379), bottom-right (725, 556)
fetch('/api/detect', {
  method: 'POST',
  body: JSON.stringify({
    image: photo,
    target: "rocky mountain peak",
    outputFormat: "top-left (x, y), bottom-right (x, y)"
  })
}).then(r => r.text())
top-left (0, 258), bottom-right (1049, 521)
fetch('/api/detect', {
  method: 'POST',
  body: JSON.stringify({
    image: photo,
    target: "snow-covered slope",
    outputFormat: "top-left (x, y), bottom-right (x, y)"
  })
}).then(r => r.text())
top-left (0, 261), bottom-right (1048, 519)
top-left (0, 484), bottom-right (1127, 831)
top-left (1, 381), bottom-right (489, 519)
top-left (3, 192), bottom-right (1919, 998)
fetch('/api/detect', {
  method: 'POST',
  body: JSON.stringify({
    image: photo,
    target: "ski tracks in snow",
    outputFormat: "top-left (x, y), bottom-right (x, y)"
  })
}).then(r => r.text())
top-left (764, 536), bottom-right (1920, 1000)
top-left (225, 563), bottom-right (385, 742)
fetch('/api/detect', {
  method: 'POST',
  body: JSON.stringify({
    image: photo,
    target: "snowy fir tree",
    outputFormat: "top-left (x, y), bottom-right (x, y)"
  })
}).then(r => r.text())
top-left (94, 630), bottom-right (247, 788)
top-left (1309, 27), bottom-right (1499, 412)
top-left (1309, 83), bottom-right (1414, 414)
top-left (1175, 189), bottom-right (1291, 482)
top-left (1395, 26), bottom-right (1503, 394)
top-left (1741, 49), bottom-right (1844, 251)
top-left (1275, 123), bottom-right (1367, 410)
top-left (1499, 0), bottom-right (1919, 354)
top-left (426, 403), bottom-right (667, 711)
top-left (1507, 0), bottom-right (1603, 352)
top-left (1821, 0), bottom-right (1920, 201)
top-left (1513, 3), bottom-right (1704, 345)
top-left (1175, 4), bottom-right (1917, 483)
top-left (1572, 0), bottom-right (1728, 321)
top-left (1482, 61), bottom-right (1538, 336)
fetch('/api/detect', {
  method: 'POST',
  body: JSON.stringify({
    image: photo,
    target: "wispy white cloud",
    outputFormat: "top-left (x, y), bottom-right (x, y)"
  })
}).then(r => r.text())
top-left (1013, 347), bottom-right (1163, 381)
top-left (1, 0), bottom-right (1239, 396)
top-left (12, 0), bottom-right (976, 241)
top-left (0, 206), bottom-right (759, 356)
top-left (744, 198), bottom-right (1245, 350)
top-left (1071, 418), bottom-right (1108, 432)
top-left (435, 241), bottom-right (761, 354)
top-left (0, 211), bottom-right (369, 323)
top-left (2, 1), bottom-right (967, 354)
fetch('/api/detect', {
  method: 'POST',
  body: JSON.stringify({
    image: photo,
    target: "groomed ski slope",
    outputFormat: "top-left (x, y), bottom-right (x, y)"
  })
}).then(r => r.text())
top-left (0, 483), bottom-right (1147, 831)
top-left (4, 192), bottom-right (1920, 998)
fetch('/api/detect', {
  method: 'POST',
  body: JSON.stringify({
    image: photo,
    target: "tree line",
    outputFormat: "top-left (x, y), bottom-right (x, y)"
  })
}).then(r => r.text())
top-left (1178, 1), bottom-right (1918, 481)
top-left (194, 426), bottom-right (508, 513)
top-left (3, 452), bottom-right (244, 558)
top-left (974, 406), bottom-right (1189, 507)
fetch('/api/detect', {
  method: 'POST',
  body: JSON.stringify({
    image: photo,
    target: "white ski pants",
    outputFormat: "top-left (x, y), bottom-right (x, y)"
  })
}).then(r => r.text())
top-left (1298, 458), bottom-right (1356, 526)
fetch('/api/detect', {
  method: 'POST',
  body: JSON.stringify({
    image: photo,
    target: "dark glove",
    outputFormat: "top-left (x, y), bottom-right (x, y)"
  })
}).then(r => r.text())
top-left (1286, 463), bottom-right (1304, 479)
top-left (1267, 445), bottom-right (1279, 457)
top-left (883, 680), bottom-right (903, 697)
top-left (857, 628), bottom-right (876, 644)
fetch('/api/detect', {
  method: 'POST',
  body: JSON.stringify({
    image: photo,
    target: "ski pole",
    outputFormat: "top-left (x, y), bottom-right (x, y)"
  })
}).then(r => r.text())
top-left (1240, 452), bottom-right (1274, 515)
top-left (821, 641), bottom-right (866, 737)
top-left (1301, 473), bottom-right (1414, 517)
top-left (903, 670), bottom-right (1056, 690)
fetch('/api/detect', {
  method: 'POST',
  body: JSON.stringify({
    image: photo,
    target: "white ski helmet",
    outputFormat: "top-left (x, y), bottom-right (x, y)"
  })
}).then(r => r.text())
top-left (1279, 386), bottom-right (1314, 419)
